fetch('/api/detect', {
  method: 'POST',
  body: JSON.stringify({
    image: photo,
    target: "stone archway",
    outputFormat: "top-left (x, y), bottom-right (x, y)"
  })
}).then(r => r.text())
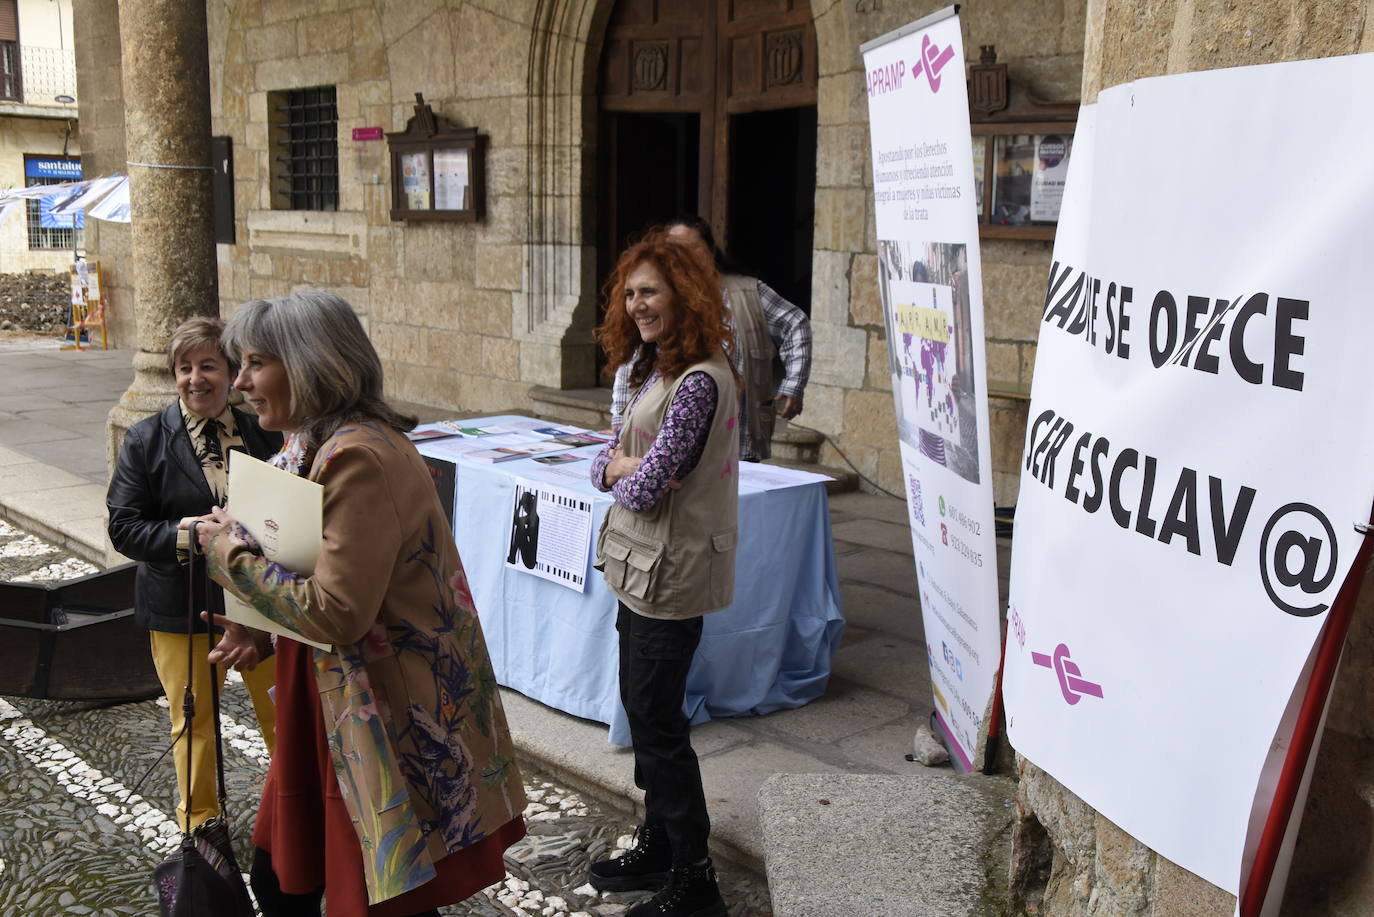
top-left (521, 0), bottom-right (834, 394)
top-left (518, 0), bottom-right (614, 391)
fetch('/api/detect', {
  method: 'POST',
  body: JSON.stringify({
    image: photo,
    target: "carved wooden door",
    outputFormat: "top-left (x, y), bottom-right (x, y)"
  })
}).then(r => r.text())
top-left (599, 0), bottom-right (818, 253)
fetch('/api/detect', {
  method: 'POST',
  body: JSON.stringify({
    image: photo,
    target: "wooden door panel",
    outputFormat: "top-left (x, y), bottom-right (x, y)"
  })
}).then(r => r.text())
top-left (718, 3), bottom-right (816, 112)
top-left (727, 0), bottom-right (798, 23)
top-left (679, 37), bottom-right (707, 96)
top-left (614, 0), bottom-right (658, 26)
top-left (727, 35), bottom-right (760, 98)
top-left (601, 0), bottom-right (815, 250)
top-left (658, 0), bottom-right (707, 25)
top-left (723, 25), bottom-right (815, 111)
top-left (602, 39), bottom-right (629, 97)
top-left (600, 3), bottom-right (711, 111)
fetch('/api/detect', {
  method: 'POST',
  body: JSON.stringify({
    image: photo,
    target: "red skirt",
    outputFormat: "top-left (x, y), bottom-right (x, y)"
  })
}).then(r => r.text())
top-left (253, 637), bottom-right (525, 917)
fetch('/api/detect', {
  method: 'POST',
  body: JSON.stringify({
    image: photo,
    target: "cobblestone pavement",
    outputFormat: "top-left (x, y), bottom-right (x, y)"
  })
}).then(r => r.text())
top-left (0, 519), bottom-right (99, 582)
top-left (0, 527), bottom-right (772, 917)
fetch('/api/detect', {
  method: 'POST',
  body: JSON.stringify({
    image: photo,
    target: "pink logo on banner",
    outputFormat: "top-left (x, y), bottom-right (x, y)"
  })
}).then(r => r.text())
top-left (911, 35), bottom-right (955, 93)
top-left (1031, 643), bottom-right (1104, 705)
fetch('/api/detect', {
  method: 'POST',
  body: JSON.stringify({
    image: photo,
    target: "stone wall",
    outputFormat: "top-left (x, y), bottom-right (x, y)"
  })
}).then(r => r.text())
top-left (79, 0), bottom-right (1083, 503)
top-left (205, 0), bottom-right (541, 416)
top-left (1009, 2), bottom-right (1374, 915)
top-left (72, 0), bottom-right (130, 348)
top-left (1282, 559), bottom-right (1374, 914)
top-left (0, 270), bottom-right (70, 330)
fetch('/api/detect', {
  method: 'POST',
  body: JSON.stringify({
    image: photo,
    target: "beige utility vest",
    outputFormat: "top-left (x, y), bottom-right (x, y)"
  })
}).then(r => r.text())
top-left (595, 350), bottom-right (740, 620)
top-left (722, 274), bottom-right (776, 455)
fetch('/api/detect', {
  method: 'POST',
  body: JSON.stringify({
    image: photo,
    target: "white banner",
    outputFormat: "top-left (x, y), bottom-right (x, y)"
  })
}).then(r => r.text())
top-left (862, 8), bottom-right (1002, 770)
top-left (1004, 53), bottom-right (1374, 894)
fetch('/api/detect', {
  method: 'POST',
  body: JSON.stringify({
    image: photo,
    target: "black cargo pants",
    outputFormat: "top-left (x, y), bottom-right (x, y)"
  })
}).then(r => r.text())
top-left (615, 601), bottom-right (710, 864)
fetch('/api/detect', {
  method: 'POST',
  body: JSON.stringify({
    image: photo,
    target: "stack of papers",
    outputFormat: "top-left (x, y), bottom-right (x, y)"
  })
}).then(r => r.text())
top-left (464, 441), bottom-right (568, 463)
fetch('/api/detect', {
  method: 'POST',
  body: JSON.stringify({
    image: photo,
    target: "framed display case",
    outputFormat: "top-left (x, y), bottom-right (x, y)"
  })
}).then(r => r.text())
top-left (387, 93), bottom-right (486, 222)
top-left (968, 47), bottom-right (1078, 241)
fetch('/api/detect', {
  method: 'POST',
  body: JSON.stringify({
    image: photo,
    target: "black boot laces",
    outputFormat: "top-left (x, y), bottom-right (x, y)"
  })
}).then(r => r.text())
top-left (649, 863), bottom-right (711, 912)
top-left (618, 824), bottom-right (666, 870)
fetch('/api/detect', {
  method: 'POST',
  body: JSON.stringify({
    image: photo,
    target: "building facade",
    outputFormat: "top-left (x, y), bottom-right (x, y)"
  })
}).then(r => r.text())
top-left (75, 1), bottom-right (1374, 914)
top-left (0, 0), bottom-right (80, 274)
top-left (79, 0), bottom-right (1087, 507)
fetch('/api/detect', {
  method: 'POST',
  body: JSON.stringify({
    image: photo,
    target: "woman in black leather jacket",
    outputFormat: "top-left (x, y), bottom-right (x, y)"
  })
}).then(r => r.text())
top-left (106, 316), bottom-right (282, 829)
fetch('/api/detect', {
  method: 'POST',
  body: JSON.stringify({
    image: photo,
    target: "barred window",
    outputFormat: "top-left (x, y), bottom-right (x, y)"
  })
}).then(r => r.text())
top-left (24, 156), bottom-right (84, 252)
top-left (270, 86), bottom-right (338, 211)
top-left (0, 41), bottom-right (19, 102)
top-left (0, 0), bottom-right (17, 103)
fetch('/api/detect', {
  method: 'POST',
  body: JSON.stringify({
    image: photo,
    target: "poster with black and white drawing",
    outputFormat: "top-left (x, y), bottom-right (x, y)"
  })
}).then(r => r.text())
top-left (505, 478), bottom-right (594, 593)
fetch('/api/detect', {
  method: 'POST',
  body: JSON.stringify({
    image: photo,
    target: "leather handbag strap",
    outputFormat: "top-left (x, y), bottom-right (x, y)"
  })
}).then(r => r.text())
top-left (182, 521), bottom-right (200, 836)
top-left (204, 554), bottom-right (230, 815)
top-left (182, 521), bottom-right (232, 834)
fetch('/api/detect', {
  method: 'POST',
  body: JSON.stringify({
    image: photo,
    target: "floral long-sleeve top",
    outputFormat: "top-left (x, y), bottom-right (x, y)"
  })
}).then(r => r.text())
top-left (591, 369), bottom-right (718, 511)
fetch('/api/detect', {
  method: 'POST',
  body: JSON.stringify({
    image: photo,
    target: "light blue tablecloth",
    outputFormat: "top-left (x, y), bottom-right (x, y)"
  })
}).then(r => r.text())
top-left (419, 415), bottom-right (845, 745)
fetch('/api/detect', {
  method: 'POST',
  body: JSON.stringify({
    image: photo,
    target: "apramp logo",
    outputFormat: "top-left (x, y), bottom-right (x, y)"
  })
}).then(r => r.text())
top-left (1031, 643), bottom-right (1103, 706)
top-left (865, 34), bottom-right (955, 97)
top-left (911, 34), bottom-right (955, 92)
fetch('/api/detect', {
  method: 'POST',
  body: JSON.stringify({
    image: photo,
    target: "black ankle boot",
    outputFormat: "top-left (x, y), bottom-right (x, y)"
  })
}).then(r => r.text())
top-left (588, 824), bottom-right (673, 892)
top-left (625, 859), bottom-right (727, 917)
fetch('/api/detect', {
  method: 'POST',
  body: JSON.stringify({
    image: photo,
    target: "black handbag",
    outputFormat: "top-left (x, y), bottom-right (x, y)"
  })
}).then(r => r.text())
top-left (151, 522), bottom-right (255, 917)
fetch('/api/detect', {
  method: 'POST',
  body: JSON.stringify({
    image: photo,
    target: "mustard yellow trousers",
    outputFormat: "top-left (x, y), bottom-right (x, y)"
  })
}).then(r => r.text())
top-left (148, 631), bottom-right (277, 829)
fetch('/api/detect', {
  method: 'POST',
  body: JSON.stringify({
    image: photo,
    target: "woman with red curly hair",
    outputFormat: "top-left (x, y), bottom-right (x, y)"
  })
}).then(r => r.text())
top-left (586, 236), bottom-right (739, 917)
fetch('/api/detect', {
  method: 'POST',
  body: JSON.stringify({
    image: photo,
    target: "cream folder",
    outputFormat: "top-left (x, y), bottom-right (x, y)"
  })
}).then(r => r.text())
top-left (224, 451), bottom-right (330, 652)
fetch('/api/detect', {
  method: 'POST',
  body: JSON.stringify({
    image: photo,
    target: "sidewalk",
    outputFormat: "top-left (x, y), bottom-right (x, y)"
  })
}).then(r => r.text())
top-left (1, 339), bottom-right (1012, 899)
top-left (0, 338), bottom-right (130, 563)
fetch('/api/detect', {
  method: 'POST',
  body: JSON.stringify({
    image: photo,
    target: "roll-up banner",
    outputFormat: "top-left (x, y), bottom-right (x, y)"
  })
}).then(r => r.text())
top-left (1004, 53), bottom-right (1374, 904)
top-left (861, 7), bottom-right (1002, 772)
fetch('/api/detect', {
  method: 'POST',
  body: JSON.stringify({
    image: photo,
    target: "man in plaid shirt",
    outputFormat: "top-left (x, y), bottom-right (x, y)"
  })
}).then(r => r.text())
top-left (610, 217), bottom-right (811, 462)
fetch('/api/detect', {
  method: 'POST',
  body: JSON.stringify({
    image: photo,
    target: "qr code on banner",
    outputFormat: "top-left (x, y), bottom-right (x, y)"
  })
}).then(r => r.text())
top-left (909, 474), bottom-right (925, 527)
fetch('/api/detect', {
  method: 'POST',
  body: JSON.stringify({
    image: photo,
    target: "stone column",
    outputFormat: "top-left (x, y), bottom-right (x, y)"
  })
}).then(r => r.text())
top-left (73, 0), bottom-right (132, 349)
top-left (106, 0), bottom-right (218, 460)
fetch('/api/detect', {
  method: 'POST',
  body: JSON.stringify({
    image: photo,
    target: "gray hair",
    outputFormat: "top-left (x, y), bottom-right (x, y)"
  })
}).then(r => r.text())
top-left (222, 290), bottom-right (415, 444)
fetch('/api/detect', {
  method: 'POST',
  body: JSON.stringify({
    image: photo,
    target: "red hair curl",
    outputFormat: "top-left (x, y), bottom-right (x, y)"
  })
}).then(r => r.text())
top-left (596, 233), bottom-right (736, 387)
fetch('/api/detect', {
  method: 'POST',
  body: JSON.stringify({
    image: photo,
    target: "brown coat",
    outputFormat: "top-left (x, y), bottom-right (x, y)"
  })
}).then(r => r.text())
top-left (208, 421), bottom-right (525, 904)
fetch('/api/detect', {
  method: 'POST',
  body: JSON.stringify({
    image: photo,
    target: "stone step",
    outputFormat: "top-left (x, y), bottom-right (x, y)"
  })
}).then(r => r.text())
top-left (769, 421), bottom-right (823, 464)
top-left (528, 385), bottom-right (612, 431)
top-left (758, 773), bottom-right (1015, 917)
